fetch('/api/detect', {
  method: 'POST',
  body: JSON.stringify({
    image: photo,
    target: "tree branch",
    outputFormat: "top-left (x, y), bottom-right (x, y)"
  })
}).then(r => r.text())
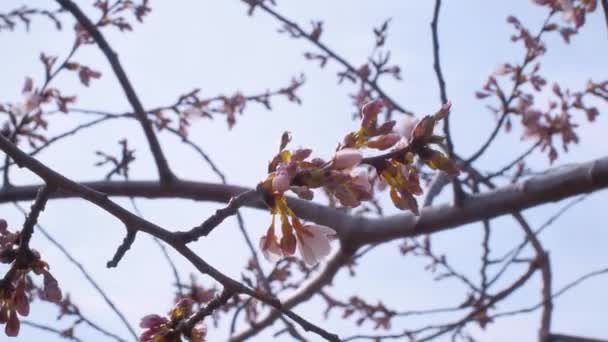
top-left (244, 0), bottom-right (413, 116)
top-left (55, 0), bottom-right (174, 183)
top-left (353, 156), bottom-right (608, 245)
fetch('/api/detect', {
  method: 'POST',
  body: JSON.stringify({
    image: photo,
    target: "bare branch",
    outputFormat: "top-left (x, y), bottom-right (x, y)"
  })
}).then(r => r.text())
top-left (55, 0), bottom-right (174, 183)
top-left (13, 203), bottom-right (137, 340)
top-left (21, 321), bottom-right (83, 342)
top-left (243, 0), bottom-right (413, 116)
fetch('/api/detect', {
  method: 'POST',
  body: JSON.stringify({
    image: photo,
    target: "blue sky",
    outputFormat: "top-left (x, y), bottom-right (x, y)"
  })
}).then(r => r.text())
top-left (1, 1), bottom-right (607, 341)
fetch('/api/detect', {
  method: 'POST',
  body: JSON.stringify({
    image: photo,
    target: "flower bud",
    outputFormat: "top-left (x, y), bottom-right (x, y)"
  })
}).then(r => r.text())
top-left (42, 270), bottom-right (62, 303)
top-left (5, 309), bottom-right (19, 337)
top-left (361, 99), bottom-right (384, 128)
top-left (332, 148), bottom-right (362, 169)
top-left (272, 173), bottom-right (291, 193)
top-left (139, 314), bottom-right (167, 329)
top-left (366, 133), bottom-right (401, 150)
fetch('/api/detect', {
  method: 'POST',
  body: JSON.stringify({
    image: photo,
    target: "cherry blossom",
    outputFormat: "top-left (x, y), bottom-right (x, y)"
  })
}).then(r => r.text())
top-left (295, 224), bottom-right (337, 266)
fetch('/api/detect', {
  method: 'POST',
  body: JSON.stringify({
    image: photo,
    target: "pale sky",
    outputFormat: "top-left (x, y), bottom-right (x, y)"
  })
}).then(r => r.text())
top-left (1, 1), bottom-right (607, 341)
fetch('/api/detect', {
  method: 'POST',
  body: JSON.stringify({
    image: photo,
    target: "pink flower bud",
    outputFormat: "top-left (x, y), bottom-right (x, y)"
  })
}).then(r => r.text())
top-left (280, 231), bottom-right (297, 256)
top-left (272, 173), bottom-right (291, 193)
top-left (367, 133), bottom-right (401, 150)
top-left (361, 99), bottom-right (384, 127)
top-left (332, 148), bottom-right (362, 169)
top-left (139, 314), bottom-right (167, 329)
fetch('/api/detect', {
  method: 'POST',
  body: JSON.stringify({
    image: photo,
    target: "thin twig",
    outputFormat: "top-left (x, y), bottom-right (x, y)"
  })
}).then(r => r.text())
top-left (180, 189), bottom-right (259, 242)
top-left (602, 0), bottom-right (608, 37)
top-left (244, 0), bottom-right (413, 116)
top-left (491, 266), bottom-right (608, 320)
top-left (55, 0), bottom-right (174, 183)
top-left (484, 140), bottom-right (542, 180)
top-left (466, 12), bottom-right (554, 165)
top-left (430, 0), bottom-right (464, 205)
top-left (13, 203), bottom-right (137, 340)
top-left (512, 213), bottom-right (552, 341)
top-left (21, 320), bottom-right (83, 342)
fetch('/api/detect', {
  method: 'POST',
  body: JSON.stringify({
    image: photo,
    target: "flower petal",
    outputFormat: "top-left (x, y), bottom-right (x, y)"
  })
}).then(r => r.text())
top-left (298, 238), bottom-right (318, 266)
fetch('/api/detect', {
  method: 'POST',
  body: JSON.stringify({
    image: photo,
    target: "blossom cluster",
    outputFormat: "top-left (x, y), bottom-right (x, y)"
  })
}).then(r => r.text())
top-left (531, 0), bottom-right (598, 28)
top-left (0, 219), bottom-right (62, 337)
top-left (139, 298), bottom-right (207, 342)
top-left (257, 100), bottom-right (459, 265)
top-left (476, 6), bottom-right (606, 163)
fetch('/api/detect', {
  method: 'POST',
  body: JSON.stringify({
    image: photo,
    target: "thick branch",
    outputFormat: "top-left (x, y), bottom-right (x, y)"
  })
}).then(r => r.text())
top-left (0, 134), bottom-right (339, 341)
top-left (353, 156), bottom-right (608, 245)
top-left (1, 157), bottom-right (607, 248)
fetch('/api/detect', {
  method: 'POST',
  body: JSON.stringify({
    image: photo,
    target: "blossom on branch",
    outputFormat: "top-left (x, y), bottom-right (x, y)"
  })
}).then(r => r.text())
top-left (138, 298), bottom-right (207, 342)
top-left (257, 100), bottom-right (458, 263)
top-left (0, 219), bottom-right (62, 338)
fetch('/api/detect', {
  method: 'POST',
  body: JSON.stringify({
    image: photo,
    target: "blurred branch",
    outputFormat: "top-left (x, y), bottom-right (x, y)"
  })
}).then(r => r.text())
top-left (21, 321), bottom-right (82, 342)
top-left (430, 0), bottom-right (464, 206)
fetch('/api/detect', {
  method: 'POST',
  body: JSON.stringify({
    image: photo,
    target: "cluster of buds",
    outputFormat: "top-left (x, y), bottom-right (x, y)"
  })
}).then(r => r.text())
top-left (139, 298), bottom-right (206, 342)
top-left (531, 0), bottom-right (597, 27)
top-left (0, 219), bottom-right (62, 337)
top-left (257, 99), bottom-right (458, 265)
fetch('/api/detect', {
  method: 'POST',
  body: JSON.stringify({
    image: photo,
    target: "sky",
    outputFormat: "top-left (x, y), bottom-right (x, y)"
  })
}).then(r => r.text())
top-left (0, 0), bottom-right (607, 341)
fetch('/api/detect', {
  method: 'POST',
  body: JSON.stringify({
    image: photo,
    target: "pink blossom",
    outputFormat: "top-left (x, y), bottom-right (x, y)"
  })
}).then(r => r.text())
top-left (259, 234), bottom-right (283, 262)
top-left (332, 148), bottom-right (362, 169)
top-left (295, 224), bottom-right (337, 266)
top-left (272, 173), bottom-right (291, 192)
